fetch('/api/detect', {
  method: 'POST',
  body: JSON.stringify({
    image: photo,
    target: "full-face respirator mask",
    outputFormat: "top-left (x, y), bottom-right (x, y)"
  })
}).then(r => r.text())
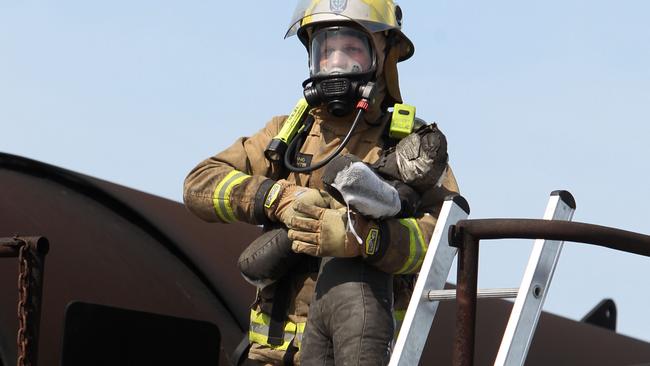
top-left (264, 25), bottom-right (379, 173)
top-left (302, 26), bottom-right (378, 117)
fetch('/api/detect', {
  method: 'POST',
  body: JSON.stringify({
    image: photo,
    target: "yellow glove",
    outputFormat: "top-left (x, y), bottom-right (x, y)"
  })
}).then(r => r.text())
top-left (288, 202), bottom-right (378, 258)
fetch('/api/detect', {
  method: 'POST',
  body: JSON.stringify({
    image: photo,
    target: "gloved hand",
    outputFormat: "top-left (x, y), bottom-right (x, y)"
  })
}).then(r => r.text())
top-left (372, 123), bottom-right (448, 193)
top-left (288, 202), bottom-right (378, 258)
top-left (264, 179), bottom-right (330, 228)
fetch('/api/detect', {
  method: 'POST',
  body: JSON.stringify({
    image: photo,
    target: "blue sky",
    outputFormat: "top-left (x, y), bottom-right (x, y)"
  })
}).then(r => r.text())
top-left (2, 1), bottom-right (650, 343)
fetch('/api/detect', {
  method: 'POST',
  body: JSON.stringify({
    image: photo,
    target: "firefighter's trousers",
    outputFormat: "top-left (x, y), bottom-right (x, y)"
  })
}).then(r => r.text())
top-left (300, 257), bottom-right (394, 365)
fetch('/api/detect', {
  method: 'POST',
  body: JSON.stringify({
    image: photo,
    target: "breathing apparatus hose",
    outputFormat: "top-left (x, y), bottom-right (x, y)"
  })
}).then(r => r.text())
top-left (284, 104), bottom-right (367, 173)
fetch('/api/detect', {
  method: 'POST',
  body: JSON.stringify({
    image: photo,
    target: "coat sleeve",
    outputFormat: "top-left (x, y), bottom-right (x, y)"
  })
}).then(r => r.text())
top-left (183, 116), bottom-right (286, 225)
top-left (365, 166), bottom-right (460, 274)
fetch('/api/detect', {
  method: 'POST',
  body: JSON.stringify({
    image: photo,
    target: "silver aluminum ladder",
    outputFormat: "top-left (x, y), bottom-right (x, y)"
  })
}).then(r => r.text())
top-left (389, 191), bottom-right (575, 366)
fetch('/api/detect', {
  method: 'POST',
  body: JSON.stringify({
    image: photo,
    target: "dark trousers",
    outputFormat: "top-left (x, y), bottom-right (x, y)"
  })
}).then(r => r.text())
top-left (300, 257), bottom-right (394, 366)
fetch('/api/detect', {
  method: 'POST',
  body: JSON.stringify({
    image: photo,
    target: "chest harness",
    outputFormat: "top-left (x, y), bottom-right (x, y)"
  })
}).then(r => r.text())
top-left (264, 94), bottom-right (423, 173)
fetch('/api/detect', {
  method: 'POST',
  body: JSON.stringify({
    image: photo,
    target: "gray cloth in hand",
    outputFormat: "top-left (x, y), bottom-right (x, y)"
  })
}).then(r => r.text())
top-left (331, 161), bottom-right (401, 219)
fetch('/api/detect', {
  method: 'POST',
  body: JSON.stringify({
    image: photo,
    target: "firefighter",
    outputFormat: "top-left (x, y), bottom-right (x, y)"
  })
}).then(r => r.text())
top-left (183, 1), bottom-right (459, 364)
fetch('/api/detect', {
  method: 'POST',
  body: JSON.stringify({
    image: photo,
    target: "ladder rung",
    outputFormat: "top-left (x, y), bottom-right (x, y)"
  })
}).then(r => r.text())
top-left (427, 288), bottom-right (519, 301)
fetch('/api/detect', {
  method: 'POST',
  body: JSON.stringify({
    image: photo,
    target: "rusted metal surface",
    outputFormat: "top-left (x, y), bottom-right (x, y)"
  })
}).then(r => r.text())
top-left (0, 238), bottom-right (22, 258)
top-left (0, 236), bottom-right (49, 366)
top-left (15, 237), bottom-right (48, 366)
top-left (453, 234), bottom-right (479, 366)
top-left (1, 237), bottom-right (50, 366)
top-left (0, 238), bottom-right (49, 257)
top-left (451, 219), bottom-right (650, 256)
top-left (450, 218), bottom-right (650, 365)
top-left (0, 238), bottom-right (23, 257)
top-left (0, 153), bottom-right (258, 365)
top-left (88, 179), bottom-right (259, 330)
top-left (419, 297), bottom-right (650, 366)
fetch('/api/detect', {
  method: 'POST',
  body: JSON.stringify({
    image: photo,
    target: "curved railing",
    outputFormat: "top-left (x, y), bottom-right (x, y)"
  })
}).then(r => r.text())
top-left (448, 219), bottom-right (650, 366)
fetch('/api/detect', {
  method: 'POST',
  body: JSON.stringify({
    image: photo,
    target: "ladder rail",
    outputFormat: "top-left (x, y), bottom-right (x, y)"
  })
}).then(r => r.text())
top-left (389, 195), bottom-right (470, 366)
top-left (494, 191), bottom-right (576, 366)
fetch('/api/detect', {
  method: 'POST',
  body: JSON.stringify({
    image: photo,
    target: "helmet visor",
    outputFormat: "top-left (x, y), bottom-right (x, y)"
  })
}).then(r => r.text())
top-left (309, 27), bottom-right (375, 78)
top-left (286, 0), bottom-right (399, 39)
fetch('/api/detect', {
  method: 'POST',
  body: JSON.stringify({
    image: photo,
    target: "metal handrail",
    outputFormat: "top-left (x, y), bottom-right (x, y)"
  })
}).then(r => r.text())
top-left (448, 219), bottom-right (650, 366)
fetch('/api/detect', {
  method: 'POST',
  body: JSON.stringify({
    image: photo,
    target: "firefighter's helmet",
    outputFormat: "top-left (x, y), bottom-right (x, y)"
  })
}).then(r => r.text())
top-left (286, 0), bottom-right (414, 62)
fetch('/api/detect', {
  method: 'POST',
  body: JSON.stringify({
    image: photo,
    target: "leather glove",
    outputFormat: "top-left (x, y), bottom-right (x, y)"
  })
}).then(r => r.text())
top-left (372, 123), bottom-right (448, 193)
top-left (263, 179), bottom-right (330, 228)
top-left (288, 202), bottom-right (379, 258)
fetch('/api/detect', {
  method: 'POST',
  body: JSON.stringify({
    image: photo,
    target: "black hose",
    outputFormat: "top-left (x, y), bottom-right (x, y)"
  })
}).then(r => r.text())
top-left (284, 107), bottom-right (366, 173)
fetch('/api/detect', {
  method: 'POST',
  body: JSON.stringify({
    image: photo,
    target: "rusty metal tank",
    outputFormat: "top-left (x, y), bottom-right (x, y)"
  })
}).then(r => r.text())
top-left (0, 152), bottom-right (259, 365)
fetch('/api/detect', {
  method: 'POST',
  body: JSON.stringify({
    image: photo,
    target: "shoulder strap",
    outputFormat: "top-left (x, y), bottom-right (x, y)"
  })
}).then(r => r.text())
top-left (267, 277), bottom-right (292, 346)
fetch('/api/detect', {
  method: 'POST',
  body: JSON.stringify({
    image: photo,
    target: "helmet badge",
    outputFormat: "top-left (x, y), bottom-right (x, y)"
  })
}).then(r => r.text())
top-left (329, 0), bottom-right (348, 13)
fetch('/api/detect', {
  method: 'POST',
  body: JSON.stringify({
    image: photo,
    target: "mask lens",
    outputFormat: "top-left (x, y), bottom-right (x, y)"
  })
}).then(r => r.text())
top-left (310, 27), bottom-right (373, 78)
